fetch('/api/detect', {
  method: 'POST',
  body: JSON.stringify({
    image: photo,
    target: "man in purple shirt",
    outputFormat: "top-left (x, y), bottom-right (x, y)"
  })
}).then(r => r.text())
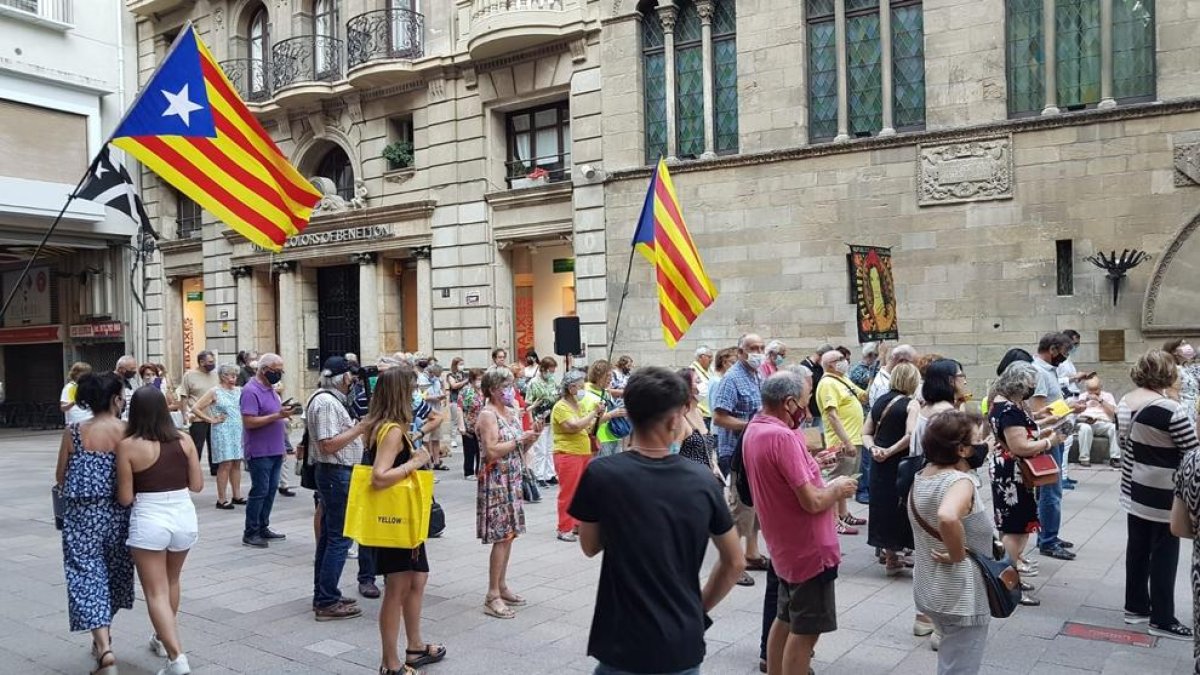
top-left (241, 353), bottom-right (294, 548)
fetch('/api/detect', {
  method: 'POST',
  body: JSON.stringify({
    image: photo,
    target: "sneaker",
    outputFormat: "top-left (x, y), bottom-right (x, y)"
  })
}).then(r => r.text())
top-left (913, 615), bottom-right (934, 636)
top-left (1039, 546), bottom-right (1076, 561)
top-left (262, 529), bottom-right (287, 540)
top-left (348, 543), bottom-right (359, 559)
top-left (1123, 612), bottom-right (1151, 625)
top-left (556, 532), bottom-right (578, 542)
top-left (930, 631), bottom-right (941, 651)
top-left (278, 487), bottom-right (297, 497)
top-left (1109, 458), bottom-right (1121, 469)
top-left (242, 534), bottom-right (268, 548)
top-left (149, 634), bottom-right (168, 658)
top-left (157, 654), bottom-right (190, 675)
top-left (315, 601), bottom-right (363, 622)
top-left (1059, 539), bottom-right (1075, 549)
top-left (1149, 622), bottom-right (1193, 640)
top-left (359, 582), bottom-right (381, 599)
top-left (836, 521), bottom-right (859, 536)
top-left (1079, 459), bottom-right (1091, 467)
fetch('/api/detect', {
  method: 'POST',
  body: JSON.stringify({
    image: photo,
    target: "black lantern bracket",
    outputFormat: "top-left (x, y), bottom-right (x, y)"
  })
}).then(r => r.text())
top-left (1084, 249), bottom-right (1150, 305)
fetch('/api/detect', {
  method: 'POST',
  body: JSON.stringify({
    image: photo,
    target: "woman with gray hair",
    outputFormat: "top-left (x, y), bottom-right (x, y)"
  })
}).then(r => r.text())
top-left (988, 361), bottom-right (1065, 605)
top-left (192, 364), bottom-right (245, 509)
top-left (552, 370), bottom-right (604, 542)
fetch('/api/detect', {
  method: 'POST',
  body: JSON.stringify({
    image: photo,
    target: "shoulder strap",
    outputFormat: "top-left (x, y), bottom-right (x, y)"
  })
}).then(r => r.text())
top-left (877, 393), bottom-right (906, 422)
top-left (908, 492), bottom-right (941, 542)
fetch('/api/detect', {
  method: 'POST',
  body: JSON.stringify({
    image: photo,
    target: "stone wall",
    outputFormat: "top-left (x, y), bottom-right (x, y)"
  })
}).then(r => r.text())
top-left (603, 108), bottom-right (1200, 394)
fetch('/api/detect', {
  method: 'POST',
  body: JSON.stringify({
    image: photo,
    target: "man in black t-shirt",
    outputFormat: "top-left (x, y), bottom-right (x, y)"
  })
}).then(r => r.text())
top-left (800, 344), bottom-right (834, 427)
top-left (569, 367), bottom-right (746, 675)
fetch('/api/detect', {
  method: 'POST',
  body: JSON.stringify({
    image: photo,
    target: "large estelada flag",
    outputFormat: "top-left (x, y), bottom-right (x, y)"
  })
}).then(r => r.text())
top-left (848, 244), bottom-right (899, 343)
top-left (110, 24), bottom-right (320, 251)
top-left (632, 159), bottom-right (718, 347)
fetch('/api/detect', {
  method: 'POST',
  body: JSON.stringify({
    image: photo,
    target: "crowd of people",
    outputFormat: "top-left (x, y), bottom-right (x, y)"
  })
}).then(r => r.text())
top-left (50, 330), bottom-right (1200, 675)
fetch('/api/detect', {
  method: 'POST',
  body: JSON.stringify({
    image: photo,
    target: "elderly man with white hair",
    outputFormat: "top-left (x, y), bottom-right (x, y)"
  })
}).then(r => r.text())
top-left (869, 344), bottom-right (916, 409)
top-left (240, 353), bottom-right (295, 548)
top-left (115, 354), bottom-right (138, 420)
top-left (690, 346), bottom-right (715, 431)
top-left (815, 348), bottom-right (868, 532)
top-left (850, 342), bottom-right (881, 392)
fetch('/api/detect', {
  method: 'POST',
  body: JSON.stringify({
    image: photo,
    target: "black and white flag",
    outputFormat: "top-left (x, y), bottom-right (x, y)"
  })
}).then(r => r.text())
top-left (75, 144), bottom-right (156, 238)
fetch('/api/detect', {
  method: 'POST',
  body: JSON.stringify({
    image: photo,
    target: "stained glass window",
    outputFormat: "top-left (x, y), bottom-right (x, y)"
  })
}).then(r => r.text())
top-left (1006, 0), bottom-right (1045, 116)
top-left (1112, 0), bottom-right (1154, 100)
top-left (1056, 0), bottom-right (1101, 108)
top-left (846, 13), bottom-right (882, 136)
top-left (674, 1), bottom-right (705, 158)
top-left (807, 0), bottom-right (838, 141)
top-left (642, 8), bottom-right (667, 164)
top-left (891, 2), bottom-right (925, 130)
top-left (713, 0), bottom-right (738, 154)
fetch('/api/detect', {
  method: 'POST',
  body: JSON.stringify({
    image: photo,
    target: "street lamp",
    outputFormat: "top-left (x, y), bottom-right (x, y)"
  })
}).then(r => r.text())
top-left (1084, 249), bottom-right (1150, 306)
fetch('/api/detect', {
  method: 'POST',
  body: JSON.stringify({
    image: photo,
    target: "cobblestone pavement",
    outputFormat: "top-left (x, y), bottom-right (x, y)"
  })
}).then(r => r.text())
top-left (2, 428), bottom-right (1193, 674)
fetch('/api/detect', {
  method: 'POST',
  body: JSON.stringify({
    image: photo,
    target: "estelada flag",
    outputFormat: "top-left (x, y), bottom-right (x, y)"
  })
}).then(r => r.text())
top-left (110, 24), bottom-right (320, 251)
top-left (631, 159), bottom-right (718, 347)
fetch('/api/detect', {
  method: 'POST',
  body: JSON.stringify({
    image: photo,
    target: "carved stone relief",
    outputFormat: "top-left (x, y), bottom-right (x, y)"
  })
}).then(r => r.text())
top-left (1174, 142), bottom-right (1200, 187)
top-left (917, 136), bottom-right (1013, 206)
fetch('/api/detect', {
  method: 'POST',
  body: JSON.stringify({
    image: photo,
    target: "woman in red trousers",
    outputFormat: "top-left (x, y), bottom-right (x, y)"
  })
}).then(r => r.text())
top-left (550, 371), bottom-right (602, 542)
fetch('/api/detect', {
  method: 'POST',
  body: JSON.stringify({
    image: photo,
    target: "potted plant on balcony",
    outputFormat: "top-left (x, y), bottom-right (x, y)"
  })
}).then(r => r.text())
top-left (382, 140), bottom-right (414, 171)
top-left (511, 166), bottom-right (551, 190)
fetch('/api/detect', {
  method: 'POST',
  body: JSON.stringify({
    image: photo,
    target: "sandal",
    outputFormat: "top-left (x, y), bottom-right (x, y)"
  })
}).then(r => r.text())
top-left (499, 590), bottom-right (527, 606)
top-left (841, 514), bottom-right (867, 526)
top-left (483, 596), bottom-right (516, 619)
top-left (91, 649), bottom-right (117, 675)
top-left (215, 501), bottom-right (234, 510)
top-left (379, 665), bottom-right (419, 675)
top-left (231, 497), bottom-right (247, 505)
top-left (736, 571), bottom-right (755, 587)
top-left (744, 555), bottom-right (770, 571)
top-left (836, 521), bottom-right (859, 536)
top-left (406, 643), bottom-right (447, 668)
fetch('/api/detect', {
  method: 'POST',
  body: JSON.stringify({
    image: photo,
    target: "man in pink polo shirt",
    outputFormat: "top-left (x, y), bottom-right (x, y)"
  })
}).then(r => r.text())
top-left (743, 369), bottom-right (856, 675)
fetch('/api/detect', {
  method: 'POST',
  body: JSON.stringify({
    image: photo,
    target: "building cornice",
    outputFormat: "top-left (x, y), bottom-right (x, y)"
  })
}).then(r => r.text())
top-left (608, 98), bottom-right (1200, 182)
top-left (485, 181), bottom-right (574, 209)
top-left (219, 201), bottom-right (438, 246)
top-left (156, 237), bottom-right (202, 255)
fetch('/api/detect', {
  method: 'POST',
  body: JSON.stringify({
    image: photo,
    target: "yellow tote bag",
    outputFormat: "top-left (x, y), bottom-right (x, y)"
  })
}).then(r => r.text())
top-left (344, 425), bottom-right (434, 548)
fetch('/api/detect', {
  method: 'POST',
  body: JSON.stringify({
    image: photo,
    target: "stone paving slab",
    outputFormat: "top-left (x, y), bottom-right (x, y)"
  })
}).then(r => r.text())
top-left (2, 428), bottom-right (1193, 674)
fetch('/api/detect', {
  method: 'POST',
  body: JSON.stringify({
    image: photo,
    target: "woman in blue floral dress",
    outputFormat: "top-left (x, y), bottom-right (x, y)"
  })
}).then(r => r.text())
top-left (54, 372), bottom-right (134, 675)
top-left (191, 364), bottom-right (245, 508)
top-left (475, 368), bottom-right (540, 619)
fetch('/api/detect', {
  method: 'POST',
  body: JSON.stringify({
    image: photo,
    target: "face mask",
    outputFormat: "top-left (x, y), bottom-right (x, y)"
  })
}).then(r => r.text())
top-left (774, 355), bottom-right (785, 367)
top-left (834, 360), bottom-right (851, 375)
top-left (265, 370), bottom-right (283, 385)
top-left (502, 387), bottom-right (516, 406)
top-left (669, 441), bottom-right (681, 455)
top-left (544, 372), bottom-right (555, 381)
top-left (967, 443), bottom-right (989, 470)
top-left (1182, 346), bottom-right (1197, 361)
top-left (786, 400), bottom-right (805, 430)
top-left (747, 353), bottom-right (766, 369)
top-left (202, 363), bottom-right (215, 372)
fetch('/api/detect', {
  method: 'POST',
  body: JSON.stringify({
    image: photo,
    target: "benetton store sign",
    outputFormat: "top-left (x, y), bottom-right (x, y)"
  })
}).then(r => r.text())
top-left (69, 322), bottom-right (124, 339)
top-left (0, 325), bottom-right (64, 345)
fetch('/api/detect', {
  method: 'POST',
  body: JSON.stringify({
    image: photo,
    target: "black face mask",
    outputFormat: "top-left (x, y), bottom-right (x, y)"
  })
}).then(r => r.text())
top-left (265, 370), bottom-right (283, 385)
top-left (967, 443), bottom-right (989, 470)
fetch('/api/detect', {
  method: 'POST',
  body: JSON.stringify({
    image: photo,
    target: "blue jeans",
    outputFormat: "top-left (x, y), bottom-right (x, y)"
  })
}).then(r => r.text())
top-left (594, 665), bottom-right (700, 675)
top-left (856, 444), bottom-right (871, 501)
top-left (1036, 443), bottom-right (1065, 549)
top-left (244, 454), bottom-right (283, 538)
top-left (314, 463), bottom-right (354, 608)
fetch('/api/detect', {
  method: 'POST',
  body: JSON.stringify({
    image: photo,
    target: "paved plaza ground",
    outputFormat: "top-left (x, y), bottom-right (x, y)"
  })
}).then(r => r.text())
top-left (1, 427), bottom-right (1195, 674)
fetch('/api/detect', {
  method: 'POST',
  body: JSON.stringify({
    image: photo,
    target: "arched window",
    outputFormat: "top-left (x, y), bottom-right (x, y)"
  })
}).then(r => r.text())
top-left (641, 2), bottom-right (667, 164)
top-left (248, 5), bottom-right (269, 97)
top-left (316, 146), bottom-right (354, 201)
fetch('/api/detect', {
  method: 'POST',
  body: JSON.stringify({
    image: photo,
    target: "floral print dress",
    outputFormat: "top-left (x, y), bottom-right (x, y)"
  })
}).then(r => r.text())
top-left (988, 399), bottom-right (1041, 535)
top-left (476, 407), bottom-right (527, 544)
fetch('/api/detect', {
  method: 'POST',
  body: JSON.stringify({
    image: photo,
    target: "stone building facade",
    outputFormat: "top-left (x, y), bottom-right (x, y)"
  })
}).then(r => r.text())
top-left (131, 0), bottom-right (1200, 400)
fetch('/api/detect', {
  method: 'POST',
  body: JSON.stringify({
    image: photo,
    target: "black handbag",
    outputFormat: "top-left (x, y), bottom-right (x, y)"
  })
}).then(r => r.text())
top-left (428, 500), bottom-right (446, 538)
top-left (909, 495), bottom-right (1020, 619)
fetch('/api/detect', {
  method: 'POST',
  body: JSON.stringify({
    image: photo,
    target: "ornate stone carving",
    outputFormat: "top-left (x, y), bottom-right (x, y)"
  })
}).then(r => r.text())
top-left (349, 180), bottom-right (369, 210)
top-left (230, 265), bottom-right (252, 279)
top-left (350, 252), bottom-right (376, 266)
top-left (427, 76), bottom-right (446, 101)
top-left (917, 136), bottom-right (1013, 206)
top-left (696, 0), bottom-right (714, 23)
top-left (271, 261), bottom-right (295, 274)
top-left (569, 37), bottom-right (587, 63)
top-left (213, 7), bottom-right (224, 30)
top-left (311, 178), bottom-right (369, 214)
top-left (411, 245), bottom-right (432, 260)
top-left (1143, 211), bottom-right (1200, 331)
top-left (656, 4), bottom-right (677, 33)
top-left (1174, 142), bottom-right (1200, 187)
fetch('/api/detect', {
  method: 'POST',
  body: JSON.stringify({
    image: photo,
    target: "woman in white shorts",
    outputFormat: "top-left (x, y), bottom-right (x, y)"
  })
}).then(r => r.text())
top-left (117, 386), bottom-right (203, 675)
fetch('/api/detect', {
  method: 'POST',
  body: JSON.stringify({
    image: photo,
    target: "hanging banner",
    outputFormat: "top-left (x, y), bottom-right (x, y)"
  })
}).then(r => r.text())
top-left (848, 245), bottom-right (899, 343)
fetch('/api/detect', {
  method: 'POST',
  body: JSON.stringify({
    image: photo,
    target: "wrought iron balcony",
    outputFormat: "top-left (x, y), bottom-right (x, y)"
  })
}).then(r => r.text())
top-left (0, 0), bottom-right (73, 28)
top-left (505, 154), bottom-right (571, 189)
top-left (126, 0), bottom-right (192, 18)
top-left (347, 7), bottom-right (425, 69)
top-left (271, 35), bottom-right (344, 92)
top-left (217, 58), bottom-right (271, 103)
top-left (467, 0), bottom-right (583, 61)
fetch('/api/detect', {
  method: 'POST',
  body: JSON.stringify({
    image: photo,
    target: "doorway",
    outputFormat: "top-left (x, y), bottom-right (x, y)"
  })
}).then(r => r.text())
top-left (512, 243), bottom-right (575, 361)
top-left (316, 265), bottom-right (360, 365)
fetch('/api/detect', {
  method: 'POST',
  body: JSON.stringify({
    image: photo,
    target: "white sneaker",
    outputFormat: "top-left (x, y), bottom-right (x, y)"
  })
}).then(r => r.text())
top-left (157, 654), bottom-right (190, 675)
top-left (348, 542), bottom-right (359, 559)
top-left (930, 632), bottom-right (941, 651)
top-left (149, 635), bottom-right (167, 658)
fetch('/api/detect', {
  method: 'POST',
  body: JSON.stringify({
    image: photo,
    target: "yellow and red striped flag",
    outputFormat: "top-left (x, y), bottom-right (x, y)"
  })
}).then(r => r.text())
top-left (110, 24), bottom-right (320, 251)
top-left (631, 159), bottom-right (718, 347)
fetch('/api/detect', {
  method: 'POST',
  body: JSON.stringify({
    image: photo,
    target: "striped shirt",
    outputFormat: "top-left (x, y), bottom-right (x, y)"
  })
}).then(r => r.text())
top-left (1117, 396), bottom-right (1199, 523)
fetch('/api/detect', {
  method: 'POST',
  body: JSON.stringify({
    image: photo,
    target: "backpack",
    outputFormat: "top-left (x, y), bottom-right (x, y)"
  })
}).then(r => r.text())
top-left (728, 416), bottom-right (757, 507)
top-left (298, 390), bottom-right (340, 491)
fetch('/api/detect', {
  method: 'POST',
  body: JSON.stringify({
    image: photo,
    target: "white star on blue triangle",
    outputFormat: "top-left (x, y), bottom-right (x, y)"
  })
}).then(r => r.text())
top-left (113, 28), bottom-right (216, 139)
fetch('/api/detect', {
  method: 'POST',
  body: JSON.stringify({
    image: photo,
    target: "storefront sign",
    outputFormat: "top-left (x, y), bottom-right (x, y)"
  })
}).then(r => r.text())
top-left (2, 266), bottom-right (52, 328)
top-left (186, 291), bottom-right (203, 301)
top-left (552, 258), bottom-right (575, 274)
top-left (0, 324), bottom-right (63, 345)
top-left (253, 224), bottom-right (393, 252)
top-left (182, 277), bottom-right (206, 367)
top-left (465, 293), bottom-right (480, 306)
top-left (69, 321), bottom-right (124, 339)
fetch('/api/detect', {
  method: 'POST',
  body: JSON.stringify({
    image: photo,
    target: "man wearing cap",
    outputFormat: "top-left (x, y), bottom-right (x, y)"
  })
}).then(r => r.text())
top-left (690, 346), bottom-right (715, 432)
top-left (306, 356), bottom-right (369, 621)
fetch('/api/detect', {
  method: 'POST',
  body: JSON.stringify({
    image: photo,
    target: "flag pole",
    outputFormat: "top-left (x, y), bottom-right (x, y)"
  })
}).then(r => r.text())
top-left (607, 245), bottom-right (638, 361)
top-left (0, 160), bottom-right (95, 322)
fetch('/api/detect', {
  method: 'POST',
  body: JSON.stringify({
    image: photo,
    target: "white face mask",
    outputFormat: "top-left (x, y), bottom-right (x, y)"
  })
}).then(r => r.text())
top-left (834, 360), bottom-right (851, 375)
top-left (747, 353), bottom-right (766, 369)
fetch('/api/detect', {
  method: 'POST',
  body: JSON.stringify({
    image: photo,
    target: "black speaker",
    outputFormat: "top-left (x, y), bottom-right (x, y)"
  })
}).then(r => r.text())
top-left (553, 316), bottom-right (582, 356)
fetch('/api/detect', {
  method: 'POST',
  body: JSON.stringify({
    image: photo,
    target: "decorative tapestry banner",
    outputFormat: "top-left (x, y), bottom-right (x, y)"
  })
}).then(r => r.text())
top-left (848, 245), bottom-right (899, 343)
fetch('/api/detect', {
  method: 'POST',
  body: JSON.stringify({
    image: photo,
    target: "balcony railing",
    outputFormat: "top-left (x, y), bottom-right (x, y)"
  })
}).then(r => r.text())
top-left (347, 7), bottom-right (425, 68)
top-left (218, 58), bottom-right (271, 103)
top-left (506, 154), bottom-right (571, 188)
top-left (271, 35), bottom-right (344, 91)
top-left (472, 0), bottom-right (563, 19)
top-left (0, 0), bottom-right (72, 27)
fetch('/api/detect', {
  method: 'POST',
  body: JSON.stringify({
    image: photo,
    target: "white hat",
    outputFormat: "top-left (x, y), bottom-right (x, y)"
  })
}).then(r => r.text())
top-left (862, 342), bottom-right (879, 356)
